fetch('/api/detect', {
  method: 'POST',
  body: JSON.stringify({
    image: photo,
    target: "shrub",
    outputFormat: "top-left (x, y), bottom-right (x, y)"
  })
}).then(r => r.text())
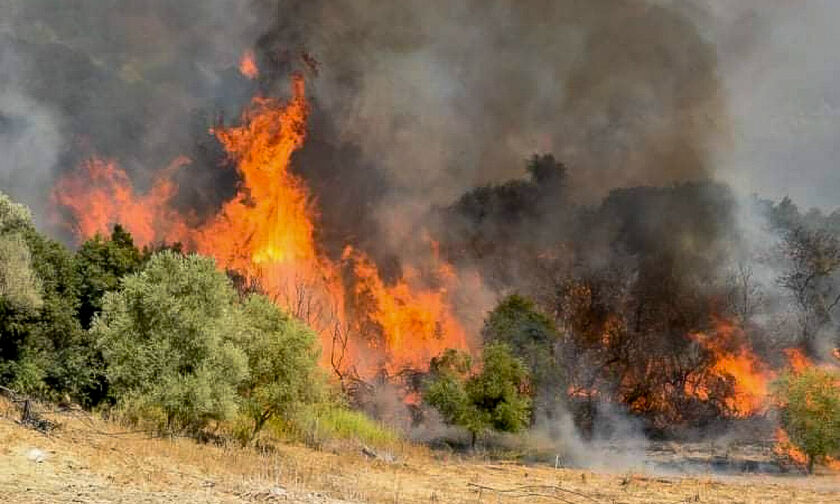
top-left (774, 368), bottom-right (840, 473)
top-left (236, 294), bottom-right (324, 440)
top-left (74, 224), bottom-right (144, 329)
top-left (482, 294), bottom-right (562, 413)
top-left (93, 251), bottom-right (248, 433)
top-left (0, 192), bottom-right (97, 402)
top-left (424, 343), bottom-right (532, 448)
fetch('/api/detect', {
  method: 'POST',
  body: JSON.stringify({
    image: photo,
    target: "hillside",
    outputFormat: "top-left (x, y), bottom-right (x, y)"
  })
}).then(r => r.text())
top-left (1, 399), bottom-right (838, 504)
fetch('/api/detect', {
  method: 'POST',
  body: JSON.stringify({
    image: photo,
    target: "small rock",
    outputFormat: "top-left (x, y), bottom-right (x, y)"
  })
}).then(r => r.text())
top-left (26, 448), bottom-right (46, 463)
top-left (269, 486), bottom-right (287, 497)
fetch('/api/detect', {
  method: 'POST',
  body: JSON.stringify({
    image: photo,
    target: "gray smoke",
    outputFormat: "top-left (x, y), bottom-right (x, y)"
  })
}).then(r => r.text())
top-left (0, 0), bottom-right (271, 228)
top-left (263, 0), bottom-right (729, 257)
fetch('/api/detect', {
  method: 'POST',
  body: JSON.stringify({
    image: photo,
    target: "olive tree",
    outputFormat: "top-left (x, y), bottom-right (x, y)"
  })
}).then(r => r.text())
top-left (93, 251), bottom-right (248, 433)
top-left (236, 294), bottom-right (323, 440)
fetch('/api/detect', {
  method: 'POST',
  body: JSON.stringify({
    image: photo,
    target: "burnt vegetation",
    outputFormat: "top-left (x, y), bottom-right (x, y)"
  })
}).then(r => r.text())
top-left (428, 154), bottom-right (840, 437)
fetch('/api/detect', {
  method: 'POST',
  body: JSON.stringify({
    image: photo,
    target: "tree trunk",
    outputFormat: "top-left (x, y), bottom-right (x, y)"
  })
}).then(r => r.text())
top-left (470, 430), bottom-right (477, 450)
top-left (807, 454), bottom-right (815, 475)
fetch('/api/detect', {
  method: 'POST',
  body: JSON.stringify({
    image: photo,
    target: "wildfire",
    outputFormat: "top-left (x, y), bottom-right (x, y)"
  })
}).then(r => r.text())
top-left (199, 76), bottom-right (314, 273)
top-left (51, 156), bottom-right (191, 246)
top-left (688, 318), bottom-right (775, 417)
top-left (343, 247), bottom-right (467, 373)
top-left (773, 428), bottom-right (809, 466)
top-left (51, 76), bottom-right (470, 378)
top-left (783, 348), bottom-right (811, 374)
top-left (239, 49), bottom-right (259, 79)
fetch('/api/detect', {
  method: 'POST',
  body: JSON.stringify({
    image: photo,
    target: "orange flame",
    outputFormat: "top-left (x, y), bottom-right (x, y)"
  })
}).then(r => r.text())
top-left (773, 428), bottom-right (809, 466)
top-left (239, 49), bottom-right (259, 79)
top-left (783, 348), bottom-right (811, 374)
top-left (343, 247), bottom-right (467, 374)
top-left (52, 76), bottom-right (470, 378)
top-left (688, 319), bottom-right (775, 417)
top-left (51, 156), bottom-right (191, 245)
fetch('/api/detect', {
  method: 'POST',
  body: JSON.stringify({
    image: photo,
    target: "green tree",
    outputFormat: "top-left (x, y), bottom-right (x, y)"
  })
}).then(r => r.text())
top-left (236, 294), bottom-right (323, 440)
top-left (93, 251), bottom-right (248, 433)
top-left (0, 192), bottom-right (94, 401)
top-left (74, 224), bottom-right (144, 329)
top-left (424, 343), bottom-right (531, 448)
top-left (482, 294), bottom-right (561, 415)
top-left (0, 194), bottom-right (42, 311)
top-left (774, 368), bottom-right (840, 473)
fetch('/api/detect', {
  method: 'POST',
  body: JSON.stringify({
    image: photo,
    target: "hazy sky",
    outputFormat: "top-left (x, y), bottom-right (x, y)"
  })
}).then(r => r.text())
top-left (691, 0), bottom-right (840, 211)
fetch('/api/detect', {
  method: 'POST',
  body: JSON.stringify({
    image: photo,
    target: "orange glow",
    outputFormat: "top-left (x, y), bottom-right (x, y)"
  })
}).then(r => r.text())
top-left (51, 156), bottom-right (191, 246)
top-left (198, 75), bottom-right (314, 273)
top-left (688, 318), bottom-right (775, 417)
top-left (52, 75), bottom-right (470, 378)
top-left (783, 348), bottom-right (811, 374)
top-left (239, 49), bottom-right (259, 79)
top-left (773, 428), bottom-right (809, 466)
top-left (343, 247), bottom-right (467, 374)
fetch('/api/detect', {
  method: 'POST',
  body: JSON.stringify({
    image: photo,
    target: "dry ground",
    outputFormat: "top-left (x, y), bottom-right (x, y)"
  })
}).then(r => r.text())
top-left (0, 400), bottom-right (838, 503)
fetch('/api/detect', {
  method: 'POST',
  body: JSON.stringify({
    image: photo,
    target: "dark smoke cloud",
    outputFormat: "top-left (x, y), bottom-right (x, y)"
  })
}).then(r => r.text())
top-left (1, 0), bottom-right (730, 268)
top-left (256, 0), bottom-right (729, 263)
top-left (0, 0), bottom-right (269, 229)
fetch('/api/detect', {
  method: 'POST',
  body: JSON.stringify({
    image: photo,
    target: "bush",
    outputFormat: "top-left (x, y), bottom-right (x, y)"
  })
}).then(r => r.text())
top-left (482, 294), bottom-right (562, 413)
top-left (774, 368), bottom-right (840, 473)
top-left (236, 294), bottom-right (324, 440)
top-left (424, 343), bottom-right (532, 448)
top-left (74, 225), bottom-right (144, 329)
top-left (93, 251), bottom-right (248, 433)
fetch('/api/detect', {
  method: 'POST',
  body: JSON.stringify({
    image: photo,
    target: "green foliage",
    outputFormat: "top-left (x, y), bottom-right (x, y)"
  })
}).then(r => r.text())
top-left (424, 343), bottom-right (532, 447)
top-left (467, 343), bottom-right (532, 433)
top-left (0, 192), bottom-right (327, 438)
top-left (774, 368), bottom-right (840, 473)
top-left (482, 294), bottom-right (561, 410)
top-left (236, 294), bottom-right (323, 439)
top-left (276, 403), bottom-right (400, 449)
top-left (93, 251), bottom-right (248, 433)
top-left (0, 192), bottom-right (41, 311)
top-left (0, 192), bottom-right (96, 401)
top-left (74, 224), bottom-right (144, 329)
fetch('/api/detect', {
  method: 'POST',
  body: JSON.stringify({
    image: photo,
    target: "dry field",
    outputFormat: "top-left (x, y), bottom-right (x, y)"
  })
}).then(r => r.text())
top-left (0, 400), bottom-right (838, 504)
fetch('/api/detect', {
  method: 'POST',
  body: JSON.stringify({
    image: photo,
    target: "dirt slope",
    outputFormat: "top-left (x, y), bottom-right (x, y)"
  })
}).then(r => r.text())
top-left (1, 403), bottom-right (838, 503)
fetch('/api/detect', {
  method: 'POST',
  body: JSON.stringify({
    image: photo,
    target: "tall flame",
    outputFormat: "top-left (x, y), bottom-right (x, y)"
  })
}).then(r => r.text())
top-left (51, 76), bottom-right (470, 378)
top-left (198, 76), bottom-right (314, 272)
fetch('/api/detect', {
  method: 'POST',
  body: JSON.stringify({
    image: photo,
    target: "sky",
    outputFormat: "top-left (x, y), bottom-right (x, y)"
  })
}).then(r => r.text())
top-left (691, 0), bottom-right (840, 211)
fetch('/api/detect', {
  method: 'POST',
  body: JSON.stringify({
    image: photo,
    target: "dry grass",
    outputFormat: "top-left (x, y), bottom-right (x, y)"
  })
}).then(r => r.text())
top-left (0, 397), bottom-right (838, 503)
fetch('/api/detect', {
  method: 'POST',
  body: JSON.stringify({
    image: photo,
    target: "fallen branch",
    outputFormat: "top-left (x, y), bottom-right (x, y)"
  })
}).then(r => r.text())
top-left (0, 385), bottom-right (57, 433)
